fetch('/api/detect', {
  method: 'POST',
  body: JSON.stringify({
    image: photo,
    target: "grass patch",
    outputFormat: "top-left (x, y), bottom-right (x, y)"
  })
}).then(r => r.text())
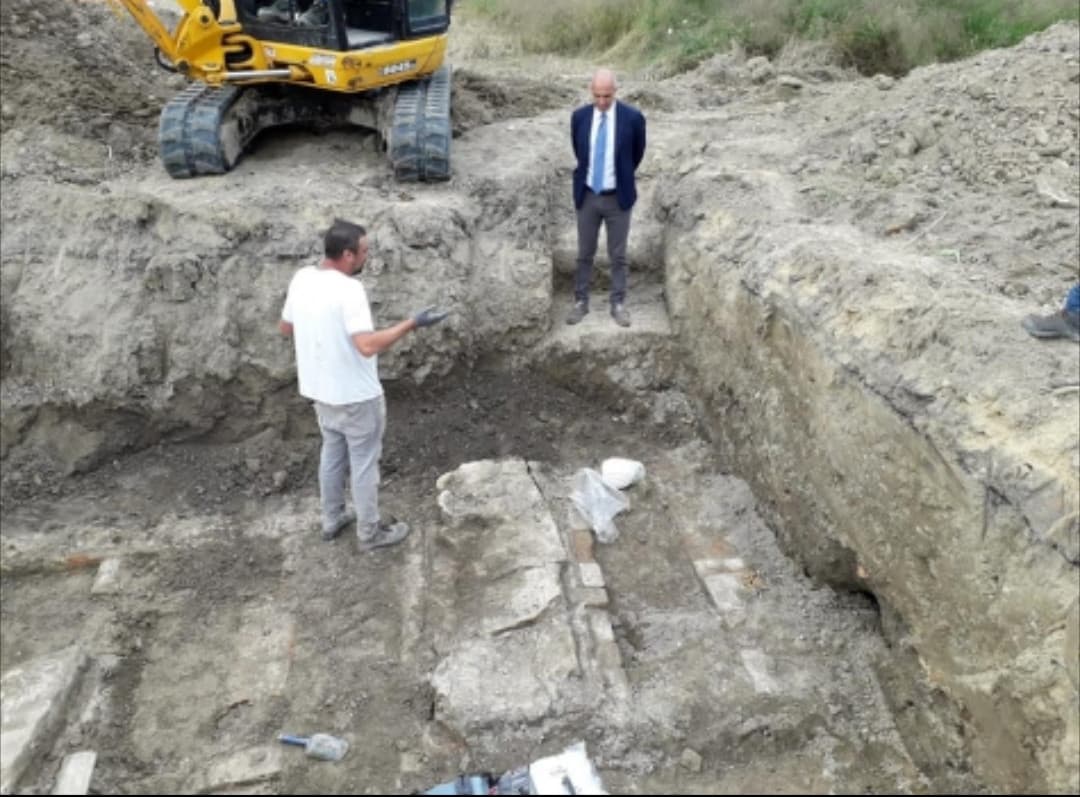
top-left (460, 0), bottom-right (1079, 75)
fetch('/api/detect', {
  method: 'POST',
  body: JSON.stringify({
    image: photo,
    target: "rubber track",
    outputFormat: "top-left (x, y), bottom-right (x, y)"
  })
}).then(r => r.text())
top-left (389, 65), bottom-right (451, 182)
top-left (158, 84), bottom-right (243, 178)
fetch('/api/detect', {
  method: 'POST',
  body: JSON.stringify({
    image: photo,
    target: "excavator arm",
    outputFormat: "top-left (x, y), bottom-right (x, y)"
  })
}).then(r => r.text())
top-left (107, 0), bottom-right (280, 81)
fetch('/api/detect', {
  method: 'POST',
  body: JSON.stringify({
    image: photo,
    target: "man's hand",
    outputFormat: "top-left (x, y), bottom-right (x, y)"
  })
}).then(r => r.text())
top-left (413, 306), bottom-right (449, 328)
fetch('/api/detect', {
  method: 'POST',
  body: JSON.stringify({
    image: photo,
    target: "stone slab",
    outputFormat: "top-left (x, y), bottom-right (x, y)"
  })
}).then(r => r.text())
top-left (430, 618), bottom-right (579, 731)
top-left (225, 602), bottom-right (294, 702)
top-left (193, 745), bottom-right (282, 793)
top-left (0, 646), bottom-right (88, 794)
top-left (477, 565), bottom-right (563, 636)
top-left (51, 751), bottom-right (96, 795)
top-left (740, 649), bottom-right (780, 694)
top-left (699, 571), bottom-right (744, 615)
top-left (436, 459), bottom-right (566, 572)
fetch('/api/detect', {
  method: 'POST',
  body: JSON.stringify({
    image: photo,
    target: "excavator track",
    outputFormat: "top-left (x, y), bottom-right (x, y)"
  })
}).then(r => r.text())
top-left (389, 65), bottom-right (451, 182)
top-left (159, 84), bottom-right (249, 178)
top-left (158, 69), bottom-right (452, 181)
top-left (158, 83), bottom-right (351, 179)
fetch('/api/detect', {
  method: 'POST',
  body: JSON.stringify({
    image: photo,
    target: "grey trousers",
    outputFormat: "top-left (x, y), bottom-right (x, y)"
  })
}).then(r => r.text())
top-left (574, 190), bottom-right (632, 306)
top-left (314, 396), bottom-right (385, 539)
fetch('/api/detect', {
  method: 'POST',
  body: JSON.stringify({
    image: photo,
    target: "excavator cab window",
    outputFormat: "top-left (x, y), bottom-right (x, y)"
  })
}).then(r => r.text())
top-left (404, 0), bottom-right (449, 36)
top-left (339, 0), bottom-right (447, 47)
top-left (235, 0), bottom-right (447, 50)
top-left (236, 0), bottom-right (344, 48)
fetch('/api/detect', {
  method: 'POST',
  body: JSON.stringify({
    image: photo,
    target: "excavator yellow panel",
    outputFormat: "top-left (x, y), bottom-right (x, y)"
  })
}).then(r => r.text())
top-left (258, 34), bottom-right (446, 91)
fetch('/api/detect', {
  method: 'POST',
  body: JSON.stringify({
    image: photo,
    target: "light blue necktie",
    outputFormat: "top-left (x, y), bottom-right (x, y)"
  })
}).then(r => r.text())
top-left (590, 111), bottom-right (607, 194)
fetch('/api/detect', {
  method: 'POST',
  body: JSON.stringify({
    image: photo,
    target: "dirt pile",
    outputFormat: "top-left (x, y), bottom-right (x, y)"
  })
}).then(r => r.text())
top-left (0, 0), bottom-right (182, 180)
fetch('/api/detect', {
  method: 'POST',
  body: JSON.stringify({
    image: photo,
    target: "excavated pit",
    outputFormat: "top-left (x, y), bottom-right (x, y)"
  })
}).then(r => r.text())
top-left (2, 2), bottom-right (1079, 794)
top-left (1, 355), bottom-right (968, 795)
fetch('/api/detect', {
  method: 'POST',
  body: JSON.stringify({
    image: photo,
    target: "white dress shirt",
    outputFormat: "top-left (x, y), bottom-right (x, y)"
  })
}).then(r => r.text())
top-left (587, 105), bottom-right (616, 192)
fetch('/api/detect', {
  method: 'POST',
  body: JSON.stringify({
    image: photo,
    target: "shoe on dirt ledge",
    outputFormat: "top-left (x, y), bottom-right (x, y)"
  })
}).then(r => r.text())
top-left (321, 510), bottom-right (356, 542)
top-left (1022, 310), bottom-right (1080, 342)
top-left (357, 520), bottom-right (411, 552)
top-left (611, 303), bottom-right (631, 327)
top-left (566, 301), bottom-right (589, 325)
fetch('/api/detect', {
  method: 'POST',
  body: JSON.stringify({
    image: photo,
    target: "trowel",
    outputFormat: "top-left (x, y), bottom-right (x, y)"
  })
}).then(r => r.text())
top-left (279, 732), bottom-right (349, 762)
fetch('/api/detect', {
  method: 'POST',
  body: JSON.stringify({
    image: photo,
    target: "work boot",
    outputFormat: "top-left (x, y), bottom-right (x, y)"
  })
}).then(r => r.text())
top-left (297, 0), bottom-right (328, 27)
top-left (566, 301), bottom-right (588, 325)
top-left (611, 303), bottom-right (631, 327)
top-left (357, 520), bottom-right (411, 552)
top-left (256, 0), bottom-right (291, 23)
top-left (1022, 309), bottom-right (1080, 342)
top-left (321, 509), bottom-right (356, 542)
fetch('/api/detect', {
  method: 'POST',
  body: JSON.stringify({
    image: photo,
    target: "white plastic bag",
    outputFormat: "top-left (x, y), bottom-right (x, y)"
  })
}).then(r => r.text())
top-left (600, 458), bottom-right (645, 490)
top-left (571, 468), bottom-right (629, 544)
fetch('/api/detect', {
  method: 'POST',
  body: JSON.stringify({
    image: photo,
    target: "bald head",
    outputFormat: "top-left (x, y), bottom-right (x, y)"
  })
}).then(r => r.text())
top-left (590, 68), bottom-right (617, 113)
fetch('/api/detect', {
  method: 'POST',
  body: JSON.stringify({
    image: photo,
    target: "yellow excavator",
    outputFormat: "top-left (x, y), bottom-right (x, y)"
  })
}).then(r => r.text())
top-left (108, 0), bottom-right (453, 179)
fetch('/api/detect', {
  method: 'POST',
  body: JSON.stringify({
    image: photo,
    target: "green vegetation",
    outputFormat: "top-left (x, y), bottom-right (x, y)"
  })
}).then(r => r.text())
top-left (460, 0), bottom-right (1079, 75)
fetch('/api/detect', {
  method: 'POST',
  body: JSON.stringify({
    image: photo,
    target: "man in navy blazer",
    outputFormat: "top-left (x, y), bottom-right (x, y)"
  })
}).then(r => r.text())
top-left (567, 68), bottom-right (647, 327)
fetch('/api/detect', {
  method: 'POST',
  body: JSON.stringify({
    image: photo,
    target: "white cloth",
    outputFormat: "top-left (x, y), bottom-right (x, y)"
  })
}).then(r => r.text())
top-left (281, 265), bottom-right (383, 405)
top-left (587, 105), bottom-right (616, 192)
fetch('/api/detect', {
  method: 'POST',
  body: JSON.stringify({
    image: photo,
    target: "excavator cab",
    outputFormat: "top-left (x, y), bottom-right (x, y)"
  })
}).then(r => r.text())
top-left (110, 0), bottom-right (453, 179)
top-left (238, 0), bottom-right (451, 52)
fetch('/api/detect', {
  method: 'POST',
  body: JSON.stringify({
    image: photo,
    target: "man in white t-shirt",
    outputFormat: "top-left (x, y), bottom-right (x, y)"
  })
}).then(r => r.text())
top-left (279, 219), bottom-right (448, 551)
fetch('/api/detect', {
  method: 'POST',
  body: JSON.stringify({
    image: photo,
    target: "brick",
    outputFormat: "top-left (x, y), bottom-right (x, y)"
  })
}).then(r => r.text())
top-left (570, 529), bottom-right (594, 563)
top-left (574, 587), bottom-right (609, 608)
top-left (578, 562), bottom-right (605, 589)
top-left (90, 559), bottom-right (121, 595)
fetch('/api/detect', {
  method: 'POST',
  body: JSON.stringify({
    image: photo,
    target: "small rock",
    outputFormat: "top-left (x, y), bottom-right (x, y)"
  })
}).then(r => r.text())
top-left (680, 748), bottom-right (703, 772)
top-left (873, 74), bottom-right (895, 90)
top-left (272, 470), bottom-right (288, 490)
top-left (848, 128), bottom-right (878, 164)
top-left (746, 56), bottom-right (775, 84)
top-left (894, 133), bottom-right (919, 158)
top-left (776, 74), bottom-right (804, 89)
top-left (1035, 173), bottom-right (1079, 208)
top-left (1038, 143), bottom-right (1068, 157)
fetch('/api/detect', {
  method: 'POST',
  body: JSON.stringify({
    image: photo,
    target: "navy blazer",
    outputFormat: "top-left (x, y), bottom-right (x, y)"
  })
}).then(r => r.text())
top-left (572, 100), bottom-right (647, 211)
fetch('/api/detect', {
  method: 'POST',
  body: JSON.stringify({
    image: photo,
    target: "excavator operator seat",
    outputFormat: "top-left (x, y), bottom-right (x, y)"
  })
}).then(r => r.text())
top-left (342, 0), bottom-right (394, 48)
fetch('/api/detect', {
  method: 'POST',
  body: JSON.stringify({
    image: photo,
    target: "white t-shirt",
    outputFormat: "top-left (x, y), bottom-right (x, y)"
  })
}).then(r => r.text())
top-left (281, 265), bottom-right (383, 406)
